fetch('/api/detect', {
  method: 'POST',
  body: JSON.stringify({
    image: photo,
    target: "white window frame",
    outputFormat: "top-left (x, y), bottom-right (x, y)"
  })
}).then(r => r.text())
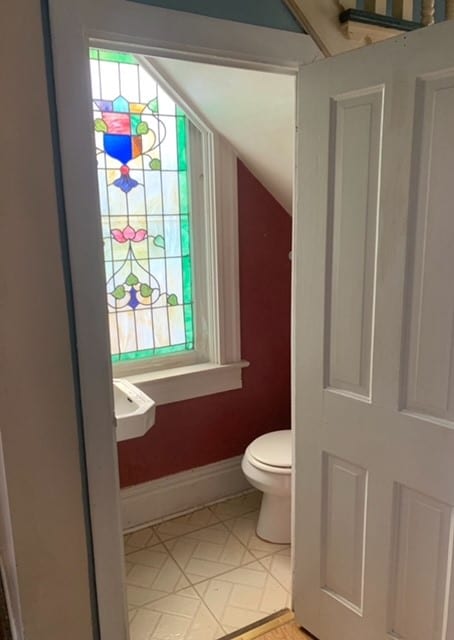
top-left (48, 2), bottom-right (321, 640)
top-left (94, 49), bottom-right (247, 404)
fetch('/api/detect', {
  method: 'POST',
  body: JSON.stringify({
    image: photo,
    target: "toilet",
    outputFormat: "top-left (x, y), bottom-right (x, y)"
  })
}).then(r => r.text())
top-left (241, 430), bottom-right (292, 544)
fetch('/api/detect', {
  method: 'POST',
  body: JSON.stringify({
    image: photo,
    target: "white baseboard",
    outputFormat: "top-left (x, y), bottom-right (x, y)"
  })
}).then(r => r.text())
top-left (120, 455), bottom-right (250, 531)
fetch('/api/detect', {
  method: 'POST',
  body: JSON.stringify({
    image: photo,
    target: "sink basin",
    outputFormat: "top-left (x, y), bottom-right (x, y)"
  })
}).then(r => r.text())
top-left (113, 378), bottom-right (156, 441)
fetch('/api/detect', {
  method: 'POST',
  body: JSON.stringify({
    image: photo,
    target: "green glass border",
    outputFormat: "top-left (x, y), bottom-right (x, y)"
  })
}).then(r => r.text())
top-left (180, 215), bottom-right (190, 256)
top-left (182, 256), bottom-right (193, 303)
top-left (177, 113), bottom-right (194, 349)
top-left (89, 48), bottom-right (137, 64)
top-left (184, 304), bottom-right (194, 346)
top-left (178, 172), bottom-right (189, 215)
top-left (112, 343), bottom-right (187, 363)
top-left (176, 116), bottom-right (187, 171)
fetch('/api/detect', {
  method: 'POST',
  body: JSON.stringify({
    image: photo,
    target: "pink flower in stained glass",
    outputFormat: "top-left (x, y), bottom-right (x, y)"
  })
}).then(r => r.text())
top-left (111, 225), bottom-right (148, 243)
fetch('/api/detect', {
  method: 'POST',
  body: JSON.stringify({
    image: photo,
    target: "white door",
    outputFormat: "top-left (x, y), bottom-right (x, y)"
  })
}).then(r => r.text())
top-left (292, 20), bottom-right (454, 640)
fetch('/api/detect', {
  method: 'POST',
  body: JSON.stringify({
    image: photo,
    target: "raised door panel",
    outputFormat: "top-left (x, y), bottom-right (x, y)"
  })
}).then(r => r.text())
top-left (403, 72), bottom-right (454, 422)
top-left (326, 88), bottom-right (384, 399)
top-left (388, 485), bottom-right (454, 640)
top-left (321, 454), bottom-right (368, 613)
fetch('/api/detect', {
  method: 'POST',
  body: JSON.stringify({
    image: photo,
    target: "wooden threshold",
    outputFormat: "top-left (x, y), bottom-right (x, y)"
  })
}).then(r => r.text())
top-left (220, 609), bottom-right (302, 640)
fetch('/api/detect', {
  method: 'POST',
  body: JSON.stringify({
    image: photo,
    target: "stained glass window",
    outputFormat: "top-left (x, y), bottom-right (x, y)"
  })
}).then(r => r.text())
top-left (89, 48), bottom-right (194, 363)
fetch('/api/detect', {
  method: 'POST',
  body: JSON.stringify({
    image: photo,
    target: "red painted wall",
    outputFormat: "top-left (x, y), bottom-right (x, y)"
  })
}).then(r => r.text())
top-left (118, 160), bottom-right (292, 488)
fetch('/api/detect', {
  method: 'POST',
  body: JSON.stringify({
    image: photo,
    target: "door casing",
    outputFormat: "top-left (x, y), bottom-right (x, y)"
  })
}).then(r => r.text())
top-left (47, 2), bottom-right (321, 638)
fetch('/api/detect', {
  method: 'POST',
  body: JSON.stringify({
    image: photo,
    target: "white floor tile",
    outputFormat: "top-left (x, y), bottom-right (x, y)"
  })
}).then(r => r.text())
top-left (127, 545), bottom-right (171, 568)
top-left (129, 608), bottom-right (161, 640)
top-left (127, 585), bottom-right (165, 608)
top-left (224, 511), bottom-right (289, 559)
top-left (164, 523), bottom-right (254, 584)
top-left (128, 563), bottom-right (160, 589)
top-left (125, 527), bottom-right (161, 554)
top-left (194, 561), bottom-right (289, 635)
top-left (154, 508), bottom-right (220, 541)
top-left (143, 588), bottom-right (200, 617)
top-left (152, 611), bottom-right (191, 639)
top-left (259, 548), bottom-right (292, 591)
top-left (128, 608), bottom-right (139, 623)
top-left (209, 492), bottom-right (261, 521)
top-left (140, 588), bottom-right (224, 640)
top-left (124, 494), bottom-right (291, 640)
top-left (126, 544), bottom-right (190, 606)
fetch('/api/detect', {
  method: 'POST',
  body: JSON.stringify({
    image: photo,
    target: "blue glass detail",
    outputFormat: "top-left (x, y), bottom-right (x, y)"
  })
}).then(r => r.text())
top-left (113, 96), bottom-right (130, 113)
top-left (128, 287), bottom-right (139, 310)
top-left (103, 134), bottom-right (133, 164)
top-left (94, 99), bottom-right (113, 112)
top-left (113, 173), bottom-right (139, 193)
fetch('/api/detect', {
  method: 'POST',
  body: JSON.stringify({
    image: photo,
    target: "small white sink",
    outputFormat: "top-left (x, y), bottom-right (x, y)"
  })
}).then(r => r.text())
top-left (113, 378), bottom-right (156, 441)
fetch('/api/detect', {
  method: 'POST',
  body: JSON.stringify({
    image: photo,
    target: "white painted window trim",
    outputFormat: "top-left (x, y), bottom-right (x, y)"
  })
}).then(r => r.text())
top-left (48, 2), bottom-right (321, 640)
top-left (127, 361), bottom-right (249, 406)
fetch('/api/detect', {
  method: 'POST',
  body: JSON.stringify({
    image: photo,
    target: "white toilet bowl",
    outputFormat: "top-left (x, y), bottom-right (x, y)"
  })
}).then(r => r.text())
top-left (241, 430), bottom-right (292, 544)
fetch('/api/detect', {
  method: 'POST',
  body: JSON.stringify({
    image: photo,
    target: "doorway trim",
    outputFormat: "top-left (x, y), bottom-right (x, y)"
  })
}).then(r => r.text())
top-left (46, 2), bottom-right (322, 638)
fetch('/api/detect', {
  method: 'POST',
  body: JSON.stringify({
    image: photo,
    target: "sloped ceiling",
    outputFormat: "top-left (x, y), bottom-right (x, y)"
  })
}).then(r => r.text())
top-left (150, 57), bottom-right (295, 213)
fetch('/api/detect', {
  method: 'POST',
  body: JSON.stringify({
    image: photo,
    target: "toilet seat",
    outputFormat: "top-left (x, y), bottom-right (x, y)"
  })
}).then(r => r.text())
top-left (246, 430), bottom-right (292, 475)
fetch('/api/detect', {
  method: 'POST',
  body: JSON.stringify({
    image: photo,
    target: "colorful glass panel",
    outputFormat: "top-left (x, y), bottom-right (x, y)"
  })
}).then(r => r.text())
top-left (89, 48), bottom-right (194, 362)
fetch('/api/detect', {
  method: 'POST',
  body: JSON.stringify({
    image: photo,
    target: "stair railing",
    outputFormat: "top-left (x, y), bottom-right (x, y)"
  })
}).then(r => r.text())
top-left (341, 0), bottom-right (453, 24)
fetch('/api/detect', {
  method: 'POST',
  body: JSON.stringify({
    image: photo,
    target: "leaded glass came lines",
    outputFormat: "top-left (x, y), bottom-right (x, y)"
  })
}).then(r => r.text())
top-left (89, 48), bottom-right (194, 362)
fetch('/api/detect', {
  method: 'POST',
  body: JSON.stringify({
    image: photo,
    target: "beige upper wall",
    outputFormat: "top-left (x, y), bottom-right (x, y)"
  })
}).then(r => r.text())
top-left (152, 57), bottom-right (296, 213)
top-left (0, 2), bottom-right (94, 639)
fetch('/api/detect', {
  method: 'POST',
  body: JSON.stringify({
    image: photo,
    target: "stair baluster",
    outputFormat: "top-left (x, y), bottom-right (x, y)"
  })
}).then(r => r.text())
top-left (421, 0), bottom-right (436, 24)
top-left (393, 0), bottom-right (414, 20)
top-left (364, 0), bottom-right (387, 14)
top-left (446, 0), bottom-right (454, 18)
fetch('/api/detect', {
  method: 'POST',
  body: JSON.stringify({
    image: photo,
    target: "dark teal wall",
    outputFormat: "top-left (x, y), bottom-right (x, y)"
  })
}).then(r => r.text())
top-left (129, 0), bottom-right (304, 32)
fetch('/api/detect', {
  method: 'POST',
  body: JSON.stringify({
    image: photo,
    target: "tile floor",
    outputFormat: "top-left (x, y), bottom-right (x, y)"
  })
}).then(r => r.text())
top-left (124, 491), bottom-right (292, 640)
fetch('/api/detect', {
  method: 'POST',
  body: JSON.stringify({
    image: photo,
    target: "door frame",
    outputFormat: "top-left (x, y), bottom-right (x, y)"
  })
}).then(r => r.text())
top-left (46, 2), bottom-right (321, 638)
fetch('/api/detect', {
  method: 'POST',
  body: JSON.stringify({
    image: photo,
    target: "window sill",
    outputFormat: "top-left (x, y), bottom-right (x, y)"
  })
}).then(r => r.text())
top-left (124, 361), bottom-right (250, 406)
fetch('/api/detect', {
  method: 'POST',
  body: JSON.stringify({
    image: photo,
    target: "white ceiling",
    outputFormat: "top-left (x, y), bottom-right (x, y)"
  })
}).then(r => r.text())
top-left (150, 57), bottom-right (295, 213)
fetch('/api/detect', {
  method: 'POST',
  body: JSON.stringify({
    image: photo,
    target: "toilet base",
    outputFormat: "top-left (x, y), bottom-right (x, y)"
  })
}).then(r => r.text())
top-left (256, 493), bottom-right (291, 544)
